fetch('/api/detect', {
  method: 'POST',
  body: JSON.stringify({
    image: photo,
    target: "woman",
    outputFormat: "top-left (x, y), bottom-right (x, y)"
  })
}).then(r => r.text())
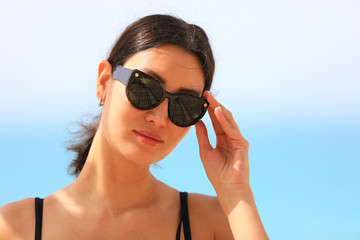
top-left (0, 14), bottom-right (268, 240)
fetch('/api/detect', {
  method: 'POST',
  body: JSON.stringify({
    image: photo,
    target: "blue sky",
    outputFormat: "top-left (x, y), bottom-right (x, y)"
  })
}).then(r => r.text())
top-left (0, 0), bottom-right (359, 239)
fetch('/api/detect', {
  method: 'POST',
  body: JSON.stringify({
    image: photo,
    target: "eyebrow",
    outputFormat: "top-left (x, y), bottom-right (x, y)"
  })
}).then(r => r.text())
top-left (140, 68), bottom-right (202, 97)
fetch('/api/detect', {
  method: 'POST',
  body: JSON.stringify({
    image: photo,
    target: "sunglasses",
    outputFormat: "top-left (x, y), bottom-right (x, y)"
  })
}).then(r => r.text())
top-left (112, 65), bottom-right (209, 127)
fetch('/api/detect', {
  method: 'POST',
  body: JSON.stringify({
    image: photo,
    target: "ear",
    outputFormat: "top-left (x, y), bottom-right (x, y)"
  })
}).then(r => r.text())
top-left (96, 60), bottom-right (113, 102)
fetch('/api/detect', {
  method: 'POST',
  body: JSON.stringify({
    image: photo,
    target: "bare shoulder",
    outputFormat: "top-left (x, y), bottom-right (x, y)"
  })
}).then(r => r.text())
top-left (188, 193), bottom-right (234, 240)
top-left (0, 198), bottom-right (35, 240)
top-left (188, 193), bottom-right (223, 216)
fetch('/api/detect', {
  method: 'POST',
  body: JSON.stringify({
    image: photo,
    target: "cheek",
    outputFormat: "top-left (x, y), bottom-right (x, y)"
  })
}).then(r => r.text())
top-left (105, 83), bottom-right (138, 121)
top-left (167, 126), bottom-right (191, 149)
top-left (151, 126), bottom-right (190, 162)
top-left (100, 84), bottom-right (136, 138)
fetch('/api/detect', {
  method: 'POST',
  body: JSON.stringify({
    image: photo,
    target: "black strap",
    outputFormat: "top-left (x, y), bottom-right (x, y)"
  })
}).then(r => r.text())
top-left (176, 192), bottom-right (192, 240)
top-left (176, 220), bottom-right (181, 239)
top-left (35, 197), bottom-right (43, 240)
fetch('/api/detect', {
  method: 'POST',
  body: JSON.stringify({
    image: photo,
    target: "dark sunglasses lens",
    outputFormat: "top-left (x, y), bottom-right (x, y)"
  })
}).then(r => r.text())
top-left (169, 95), bottom-right (208, 127)
top-left (126, 76), bottom-right (164, 109)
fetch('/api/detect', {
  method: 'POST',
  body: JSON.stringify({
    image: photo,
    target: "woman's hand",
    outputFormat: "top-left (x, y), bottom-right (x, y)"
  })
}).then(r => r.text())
top-left (195, 91), bottom-right (269, 240)
top-left (195, 91), bottom-right (250, 193)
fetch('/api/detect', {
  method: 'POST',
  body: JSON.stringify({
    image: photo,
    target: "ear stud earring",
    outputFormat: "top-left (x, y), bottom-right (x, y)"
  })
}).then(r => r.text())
top-left (98, 97), bottom-right (104, 107)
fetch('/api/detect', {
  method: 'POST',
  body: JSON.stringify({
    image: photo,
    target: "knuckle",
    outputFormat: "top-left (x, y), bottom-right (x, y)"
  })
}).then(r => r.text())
top-left (242, 139), bottom-right (250, 148)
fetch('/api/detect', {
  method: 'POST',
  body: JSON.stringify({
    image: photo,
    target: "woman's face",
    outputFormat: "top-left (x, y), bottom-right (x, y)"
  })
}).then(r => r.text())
top-left (99, 44), bottom-right (205, 165)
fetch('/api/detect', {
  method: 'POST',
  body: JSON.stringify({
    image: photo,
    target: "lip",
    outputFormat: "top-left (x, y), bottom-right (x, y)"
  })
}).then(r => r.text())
top-left (133, 129), bottom-right (164, 147)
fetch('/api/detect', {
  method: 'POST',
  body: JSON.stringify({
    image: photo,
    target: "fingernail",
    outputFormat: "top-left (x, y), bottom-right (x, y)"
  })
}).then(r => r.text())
top-left (215, 106), bottom-right (221, 112)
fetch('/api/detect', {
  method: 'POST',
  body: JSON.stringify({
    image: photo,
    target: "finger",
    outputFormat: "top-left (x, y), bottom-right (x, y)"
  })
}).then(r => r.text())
top-left (205, 92), bottom-right (238, 129)
top-left (195, 120), bottom-right (213, 158)
top-left (214, 106), bottom-right (238, 139)
top-left (207, 104), bottom-right (226, 136)
top-left (204, 91), bottom-right (223, 110)
top-left (214, 106), bottom-right (246, 140)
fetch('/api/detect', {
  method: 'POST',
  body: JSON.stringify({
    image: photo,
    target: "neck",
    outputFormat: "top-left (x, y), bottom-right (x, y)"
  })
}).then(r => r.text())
top-left (65, 127), bottom-right (160, 213)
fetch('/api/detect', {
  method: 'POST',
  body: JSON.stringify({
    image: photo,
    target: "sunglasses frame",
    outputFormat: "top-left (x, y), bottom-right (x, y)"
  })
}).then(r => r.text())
top-left (112, 65), bottom-right (209, 127)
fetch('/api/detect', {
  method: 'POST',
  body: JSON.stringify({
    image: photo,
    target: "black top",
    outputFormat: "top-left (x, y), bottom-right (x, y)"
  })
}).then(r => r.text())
top-left (34, 192), bottom-right (191, 240)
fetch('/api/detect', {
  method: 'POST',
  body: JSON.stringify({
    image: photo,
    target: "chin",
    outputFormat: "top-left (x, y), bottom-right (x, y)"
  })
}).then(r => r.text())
top-left (120, 145), bottom-right (167, 166)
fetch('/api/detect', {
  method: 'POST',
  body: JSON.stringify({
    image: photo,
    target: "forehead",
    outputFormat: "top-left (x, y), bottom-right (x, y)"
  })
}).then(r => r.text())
top-left (122, 45), bottom-right (205, 94)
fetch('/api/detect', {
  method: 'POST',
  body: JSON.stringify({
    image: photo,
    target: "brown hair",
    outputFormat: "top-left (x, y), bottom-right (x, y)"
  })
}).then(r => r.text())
top-left (66, 14), bottom-right (215, 176)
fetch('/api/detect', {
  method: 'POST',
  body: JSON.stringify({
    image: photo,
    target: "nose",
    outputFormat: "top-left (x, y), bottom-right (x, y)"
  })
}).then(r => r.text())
top-left (144, 98), bottom-right (169, 127)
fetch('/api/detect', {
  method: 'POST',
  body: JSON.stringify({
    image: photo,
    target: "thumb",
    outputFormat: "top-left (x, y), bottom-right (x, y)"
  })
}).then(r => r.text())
top-left (195, 120), bottom-right (213, 159)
